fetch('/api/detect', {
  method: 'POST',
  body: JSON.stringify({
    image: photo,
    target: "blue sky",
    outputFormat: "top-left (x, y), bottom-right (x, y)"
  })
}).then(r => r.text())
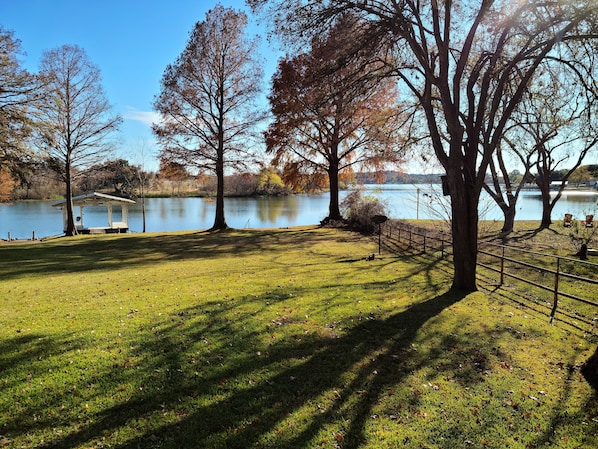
top-left (1, 0), bottom-right (278, 170)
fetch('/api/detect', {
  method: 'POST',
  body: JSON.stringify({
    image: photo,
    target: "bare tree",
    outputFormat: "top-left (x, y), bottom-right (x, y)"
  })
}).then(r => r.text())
top-left (482, 142), bottom-right (533, 234)
top-left (152, 5), bottom-right (265, 231)
top-left (36, 44), bottom-right (122, 236)
top-left (249, 0), bottom-right (598, 291)
top-left (129, 140), bottom-right (153, 233)
top-left (484, 139), bottom-right (534, 234)
top-left (486, 42), bottom-right (598, 231)
top-left (527, 62), bottom-right (597, 228)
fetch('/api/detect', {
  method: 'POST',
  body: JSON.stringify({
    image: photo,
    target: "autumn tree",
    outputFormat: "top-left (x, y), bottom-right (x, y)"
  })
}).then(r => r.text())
top-left (152, 5), bottom-right (264, 230)
top-left (0, 166), bottom-right (17, 201)
top-left (585, 165), bottom-right (598, 179)
top-left (35, 45), bottom-right (122, 236)
top-left (266, 14), bottom-right (405, 222)
top-left (256, 166), bottom-right (286, 195)
top-left (0, 27), bottom-right (40, 195)
top-left (249, 0), bottom-right (598, 291)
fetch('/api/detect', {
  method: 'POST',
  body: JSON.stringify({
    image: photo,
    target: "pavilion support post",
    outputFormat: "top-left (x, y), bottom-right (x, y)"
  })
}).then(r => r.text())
top-left (77, 206), bottom-right (85, 229)
top-left (122, 206), bottom-right (129, 226)
top-left (107, 204), bottom-right (113, 227)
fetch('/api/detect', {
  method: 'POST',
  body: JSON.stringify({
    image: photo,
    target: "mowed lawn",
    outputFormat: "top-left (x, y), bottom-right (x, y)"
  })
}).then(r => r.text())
top-left (0, 227), bottom-right (596, 449)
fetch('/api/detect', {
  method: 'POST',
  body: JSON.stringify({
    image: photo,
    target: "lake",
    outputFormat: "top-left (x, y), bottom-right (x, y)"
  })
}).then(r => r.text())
top-left (1, 184), bottom-right (597, 240)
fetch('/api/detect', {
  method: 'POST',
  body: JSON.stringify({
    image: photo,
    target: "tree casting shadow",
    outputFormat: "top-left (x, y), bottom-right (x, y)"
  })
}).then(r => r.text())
top-left (27, 288), bottom-right (464, 449)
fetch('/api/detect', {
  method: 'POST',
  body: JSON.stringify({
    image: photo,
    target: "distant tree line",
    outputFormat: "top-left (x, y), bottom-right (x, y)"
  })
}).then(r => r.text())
top-left (356, 171), bottom-right (444, 185)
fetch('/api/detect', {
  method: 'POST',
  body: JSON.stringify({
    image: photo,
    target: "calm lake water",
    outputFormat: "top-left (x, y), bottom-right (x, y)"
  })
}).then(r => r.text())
top-left (1, 184), bottom-right (597, 240)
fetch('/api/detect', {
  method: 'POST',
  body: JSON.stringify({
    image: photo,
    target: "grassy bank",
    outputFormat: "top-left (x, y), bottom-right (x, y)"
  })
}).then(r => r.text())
top-left (0, 227), bottom-right (597, 448)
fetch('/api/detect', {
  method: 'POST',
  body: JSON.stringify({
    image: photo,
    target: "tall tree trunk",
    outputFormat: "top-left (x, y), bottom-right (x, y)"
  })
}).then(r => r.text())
top-left (540, 208), bottom-right (553, 228)
top-left (64, 161), bottom-right (77, 237)
top-left (212, 150), bottom-right (228, 231)
top-left (536, 170), bottom-right (554, 228)
top-left (540, 194), bottom-right (554, 228)
top-left (484, 149), bottom-right (519, 235)
top-left (447, 167), bottom-right (479, 292)
top-left (327, 157), bottom-right (342, 221)
top-left (502, 204), bottom-right (516, 234)
top-left (484, 193), bottom-right (516, 234)
top-left (140, 175), bottom-right (146, 233)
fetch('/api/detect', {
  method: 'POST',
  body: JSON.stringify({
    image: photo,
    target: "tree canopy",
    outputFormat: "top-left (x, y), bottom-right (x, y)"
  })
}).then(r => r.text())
top-left (153, 5), bottom-right (265, 230)
top-left (266, 14), bottom-right (406, 221)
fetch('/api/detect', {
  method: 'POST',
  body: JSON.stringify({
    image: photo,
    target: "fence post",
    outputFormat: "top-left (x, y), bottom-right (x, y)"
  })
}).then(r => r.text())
top-left (549, 258), bottom-right (560, 324)
top-left (500, 246), bottom-right (505, 285)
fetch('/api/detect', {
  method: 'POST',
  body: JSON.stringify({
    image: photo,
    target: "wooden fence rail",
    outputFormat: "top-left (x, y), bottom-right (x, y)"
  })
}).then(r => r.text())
top-left (383, 221), bottom-right (598, 328)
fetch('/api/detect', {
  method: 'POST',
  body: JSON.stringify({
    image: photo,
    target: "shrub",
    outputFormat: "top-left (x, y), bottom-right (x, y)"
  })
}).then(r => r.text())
top-left (341, 188), bottom-right (387, 234)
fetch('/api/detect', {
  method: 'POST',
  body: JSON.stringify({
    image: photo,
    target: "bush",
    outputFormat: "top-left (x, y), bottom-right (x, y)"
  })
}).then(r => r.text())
top-left (341, 189), bottom-right (387, 234)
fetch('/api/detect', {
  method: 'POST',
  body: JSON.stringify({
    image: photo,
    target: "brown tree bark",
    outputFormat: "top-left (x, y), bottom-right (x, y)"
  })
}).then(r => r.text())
top-left (64, 161), bottom-right (77, 237)
top-left (212, 150), bottom-right (228, 231)
top-left (446, 164), bottom-right (479, 292)
top-left (327, 156), bottom-right (342, 221)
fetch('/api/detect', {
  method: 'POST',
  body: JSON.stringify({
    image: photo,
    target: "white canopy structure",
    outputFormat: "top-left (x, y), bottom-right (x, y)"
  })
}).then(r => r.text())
top-left (53, 192), bottom-right (136, 234)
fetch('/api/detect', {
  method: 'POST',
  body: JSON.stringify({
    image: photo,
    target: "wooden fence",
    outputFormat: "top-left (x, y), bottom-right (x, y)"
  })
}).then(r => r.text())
top-left (382, 221), bottom-right (598, 332)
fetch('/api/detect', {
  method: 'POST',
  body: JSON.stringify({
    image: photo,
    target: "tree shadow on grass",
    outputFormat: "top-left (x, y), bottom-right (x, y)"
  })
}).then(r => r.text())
top-left (529, 362), bottom-right (598, 448)
top-left (25, 287), bottom-right (463, 449)
top-left (0, 333), bottom-right (78, 385)
top-left (0, 332), bottom-right (95, 439)
top-left (0, 228), bottom-right (335, 281)
top-left (7, 235), bottom-right (595, 448)
top-left (493, 225), bottom-right (561, 246)
top-left (8, 280), bottom-right (596, 449)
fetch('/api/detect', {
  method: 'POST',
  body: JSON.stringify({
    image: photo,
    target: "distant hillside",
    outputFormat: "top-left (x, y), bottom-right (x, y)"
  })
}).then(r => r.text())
top-left (356, 171), bottom-right (443, 184)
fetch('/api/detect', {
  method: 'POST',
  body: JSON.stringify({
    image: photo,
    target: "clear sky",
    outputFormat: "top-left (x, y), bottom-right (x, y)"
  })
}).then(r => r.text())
top-left (1, 0), bottom-right (277, 170)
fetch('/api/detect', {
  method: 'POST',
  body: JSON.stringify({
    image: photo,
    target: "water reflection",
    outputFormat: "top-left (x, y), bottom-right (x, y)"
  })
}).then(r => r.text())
top-left (254, 196), bottom-right (300, 224)
top-left (1, 186), bottom-right (596, 239)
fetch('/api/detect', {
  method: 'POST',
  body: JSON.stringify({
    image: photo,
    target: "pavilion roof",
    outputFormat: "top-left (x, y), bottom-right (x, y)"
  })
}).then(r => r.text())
top-left (52, 192), bottom-right (136, 208)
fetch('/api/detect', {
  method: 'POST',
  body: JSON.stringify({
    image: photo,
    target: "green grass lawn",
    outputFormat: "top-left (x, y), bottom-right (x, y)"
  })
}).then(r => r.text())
top-left (0, 227), bottom-right (596, 449)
